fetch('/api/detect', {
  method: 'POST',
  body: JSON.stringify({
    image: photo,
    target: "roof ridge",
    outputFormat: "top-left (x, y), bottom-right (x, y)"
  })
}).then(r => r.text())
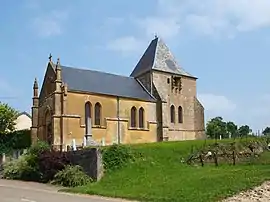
top-left (130, 37), bottom-right (158, 77)
top-left (135, 78), bottom-right (156, 101)
top-left (18, 111), bottom-right (31, 118)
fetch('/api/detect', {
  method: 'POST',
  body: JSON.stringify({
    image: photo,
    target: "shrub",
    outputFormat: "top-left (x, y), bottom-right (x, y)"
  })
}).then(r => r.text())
top-left (27, 140), bottom-right (50, 156)
top-left (2, 156), bottom-right (28, 180)
top-left (102, 144), bottom-right (136, 171)
top-left (1, 141), bottom-right (50, 182)
top-left (52, 165), bottom-right (92, 187)
top-left (2, 154), bottom-right (40, 181)
top-left (37, 150), bottom-right (71, 182)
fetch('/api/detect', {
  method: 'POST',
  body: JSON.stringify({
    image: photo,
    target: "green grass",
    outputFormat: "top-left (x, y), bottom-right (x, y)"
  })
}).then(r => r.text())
top-left (64, 139), bottom-right (270, 202)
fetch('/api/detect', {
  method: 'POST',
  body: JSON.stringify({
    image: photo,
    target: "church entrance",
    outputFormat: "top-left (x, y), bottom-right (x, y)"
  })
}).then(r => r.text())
top-left (44, 110), bottom-right (53, 146)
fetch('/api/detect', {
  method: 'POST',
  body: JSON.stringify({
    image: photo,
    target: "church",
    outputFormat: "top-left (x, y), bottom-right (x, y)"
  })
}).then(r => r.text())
top-left (30, 37), bottom-right (205, 150)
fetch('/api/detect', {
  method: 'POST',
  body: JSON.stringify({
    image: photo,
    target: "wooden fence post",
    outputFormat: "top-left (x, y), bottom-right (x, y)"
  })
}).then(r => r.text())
top-left (232, 150), bottom-right (236, 165)
top-left (232, 142), bottom-right (236, 166)
top-left (213, 151), bottom-right (218, 167)
top-left (199, 153), bottom-right (204, 167)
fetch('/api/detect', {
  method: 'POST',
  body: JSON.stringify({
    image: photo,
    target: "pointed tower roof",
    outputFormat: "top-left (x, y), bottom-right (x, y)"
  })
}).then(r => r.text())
top-left (130, 37), bottom-right (196, 79)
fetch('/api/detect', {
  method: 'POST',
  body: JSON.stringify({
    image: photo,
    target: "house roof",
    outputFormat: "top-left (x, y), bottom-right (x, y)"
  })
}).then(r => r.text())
top-left (130, 37), bottom-right (196, 79)
top-left (18, 111), bottom-right (31, 118)
top-left (60, 66), bottom-right (156, 102)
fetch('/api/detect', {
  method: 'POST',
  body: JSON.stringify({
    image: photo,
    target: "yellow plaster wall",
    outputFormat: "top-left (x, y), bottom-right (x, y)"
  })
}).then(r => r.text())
top-left (62, 91), bottom-right (157, 147)
top-left (66, 91), bottom-right (117, 124)
top-left (118, 98), bottom-right (157, 143)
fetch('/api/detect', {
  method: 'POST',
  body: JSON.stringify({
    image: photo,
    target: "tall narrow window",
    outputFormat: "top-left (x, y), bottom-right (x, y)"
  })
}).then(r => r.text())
top-left (85, 102), bottom-right (92, 134)
top-left (170, 105), bottom-right (175, 123)
top-left (139, 107), bottom-right (144, 128)
top-left (94, 102), bottom-right (102, 125)
top-left (131, 106), bottom-right (137, 127)
top-left (178, 106), bottom-right (183, 123)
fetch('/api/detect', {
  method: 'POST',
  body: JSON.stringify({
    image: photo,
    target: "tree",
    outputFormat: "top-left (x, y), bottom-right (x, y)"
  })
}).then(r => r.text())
top-left (206, 117), bottom-right (227, 140)
top-left (226, 121), bottom-right (238, 139)
top-left (262, 127), bottom-right (270, 136)
top-left (0, 102), bottom-right (19, 134)
top-left (238, 125), bottom-right (251, 137)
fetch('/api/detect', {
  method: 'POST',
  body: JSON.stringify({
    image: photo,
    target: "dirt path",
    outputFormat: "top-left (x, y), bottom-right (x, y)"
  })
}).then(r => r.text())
top-left (222, 181), bottom-right (270, 202)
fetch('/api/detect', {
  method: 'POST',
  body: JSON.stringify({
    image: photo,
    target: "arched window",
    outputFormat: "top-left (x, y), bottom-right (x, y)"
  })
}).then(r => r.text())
top-left (139, 107), bottom-right (144, 128)
top-left (170, 105), bottom-right (175, 123)
top-left (131, 106), bottom-right (137, 127)
top-left (85, 102), bottom-right (92, 134)
top-left (178, 106), bottom-right (183, 123)
top-left (94, 102), bottom-right (102, 125)
top-left (44, 109), bottom-right (53, 144)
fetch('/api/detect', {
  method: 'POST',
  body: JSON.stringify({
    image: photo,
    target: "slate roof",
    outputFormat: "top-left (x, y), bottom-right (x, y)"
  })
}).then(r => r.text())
top-left (60, 66), bottom-right (155, 102)
top-left (130, 37), bottom-right (196, 78)
top-left (18, 111), bottom-right (31, 118)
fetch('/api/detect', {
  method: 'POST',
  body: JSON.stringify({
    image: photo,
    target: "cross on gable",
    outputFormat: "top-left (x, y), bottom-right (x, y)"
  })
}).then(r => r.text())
top-left (48, 53), bottom-right (52, 61)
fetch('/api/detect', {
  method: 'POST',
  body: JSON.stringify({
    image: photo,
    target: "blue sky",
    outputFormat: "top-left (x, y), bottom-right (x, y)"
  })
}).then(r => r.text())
top-left (1, 0), bottom-right (270, 131)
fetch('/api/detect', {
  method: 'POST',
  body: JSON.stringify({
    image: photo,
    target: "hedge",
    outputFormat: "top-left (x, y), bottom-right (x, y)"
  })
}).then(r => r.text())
top-left (0, 129), bottom-right (31, 153)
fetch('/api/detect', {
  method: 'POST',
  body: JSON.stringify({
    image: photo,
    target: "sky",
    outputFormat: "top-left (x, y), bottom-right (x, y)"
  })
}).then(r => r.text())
top-left (1, 0), bottom-right (270, 132)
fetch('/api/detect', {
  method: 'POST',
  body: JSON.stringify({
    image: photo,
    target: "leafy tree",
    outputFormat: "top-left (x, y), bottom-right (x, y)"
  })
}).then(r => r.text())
top-left (226, 121), bottom-right (238, 139)
top-left (0, 101), bottom-right (19, 134)
top-left (238, 125), bottom-right (251, 137)
top-left (262, 127), bottom-right (270, 136)
top-left (206, 117), bottom-right (227, 139)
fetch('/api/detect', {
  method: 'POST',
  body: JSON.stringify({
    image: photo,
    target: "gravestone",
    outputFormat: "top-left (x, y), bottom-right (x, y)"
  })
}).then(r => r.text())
top-left (87, 137), bottom-right (100, 146)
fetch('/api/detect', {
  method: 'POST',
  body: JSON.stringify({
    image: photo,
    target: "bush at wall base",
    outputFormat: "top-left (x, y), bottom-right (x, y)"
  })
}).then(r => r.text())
top-left (2, 154), bottom-right (40, 181)
top-left (1, 141), bottom-right (51, 182)
top-left (51, 165), bottom-right (93, 187)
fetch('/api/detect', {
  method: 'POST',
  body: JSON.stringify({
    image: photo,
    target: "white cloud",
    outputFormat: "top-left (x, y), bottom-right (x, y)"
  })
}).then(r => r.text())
top-left (198, 93), bottom-right (236, 113)
top-left (248, 94), bottom-right (270, 117)
top-left (238, 94), bottom-right (270, 131)
top-left (33, 10), bottom-right (69, 37)
top-left (198, 93), bottom-right (270, 131)
top-left (105, 0), bottom-right (270, 52)
top-left (106, 36), bottom-right (145, 54)
top-left (162, 0), bottom-right (270, 37)
top-left (133, 0), bottom-right (270, 40)
top-left (134, 17), bottom-right (181, 40)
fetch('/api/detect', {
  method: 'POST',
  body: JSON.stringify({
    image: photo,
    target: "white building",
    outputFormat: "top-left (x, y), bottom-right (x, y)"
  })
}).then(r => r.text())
top-left (14, 112), bottom-right (32, 131)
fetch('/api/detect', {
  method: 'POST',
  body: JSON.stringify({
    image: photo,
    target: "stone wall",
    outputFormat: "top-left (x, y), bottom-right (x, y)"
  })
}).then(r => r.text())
top-left (67, 148), bottom-right (103, 181)
top-left (151, 70), bottom-right (205, 141)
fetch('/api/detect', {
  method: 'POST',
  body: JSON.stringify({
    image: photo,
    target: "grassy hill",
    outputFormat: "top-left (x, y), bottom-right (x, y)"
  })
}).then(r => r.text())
top-left (67, 139), bottom-right (270, 202)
